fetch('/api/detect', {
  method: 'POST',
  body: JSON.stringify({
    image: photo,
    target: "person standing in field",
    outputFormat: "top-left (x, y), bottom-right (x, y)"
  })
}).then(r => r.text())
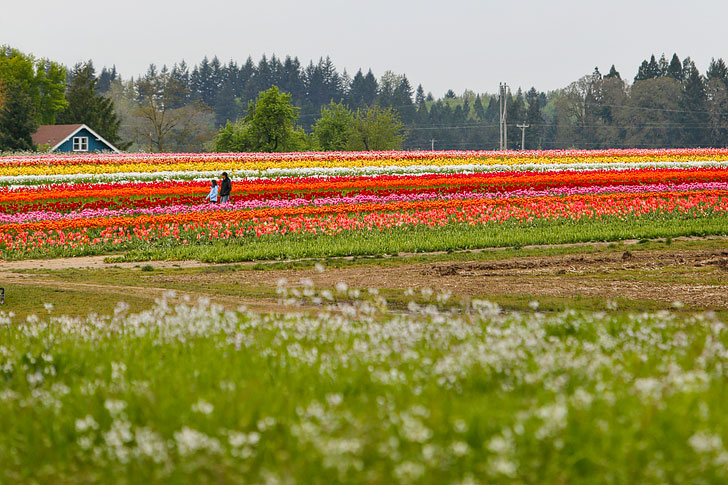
top-left (205, 180), bottom-right (219, 203)
top-left (220, 172), bottom-right (232, 203)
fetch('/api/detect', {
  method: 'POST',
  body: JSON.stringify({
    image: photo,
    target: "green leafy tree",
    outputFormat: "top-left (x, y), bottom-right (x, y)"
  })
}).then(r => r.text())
top-left (312, 101), bottom-right (354, 151)
top-left (211, 119), bottom-right (250, 152)
top-left (243, 86), bottom-right (306, 152)
top-left (348, 105), bottom-right (405, 151)
top-left (56, 62), bottom-right (125, 147)
top-left (0, 84), bottom-right (37, 151)
top-left (211, 86), bottom-right (307, 152)
top-left (0, 46), bottom-right (66, 124)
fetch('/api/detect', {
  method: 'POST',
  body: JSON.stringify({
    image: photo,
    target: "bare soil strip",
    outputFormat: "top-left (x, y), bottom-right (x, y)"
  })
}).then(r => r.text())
top-left (3, 238), bottom-right (728, 311)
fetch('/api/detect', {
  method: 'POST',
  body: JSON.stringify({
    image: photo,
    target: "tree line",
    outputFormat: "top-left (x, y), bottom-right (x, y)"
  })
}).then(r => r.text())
top-left (1, 46), bottom-right (727, 152)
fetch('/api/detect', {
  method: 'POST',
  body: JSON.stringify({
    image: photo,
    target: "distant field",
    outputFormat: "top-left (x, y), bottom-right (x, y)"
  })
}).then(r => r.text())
top-left (2, 148), bottom-right (728, 261)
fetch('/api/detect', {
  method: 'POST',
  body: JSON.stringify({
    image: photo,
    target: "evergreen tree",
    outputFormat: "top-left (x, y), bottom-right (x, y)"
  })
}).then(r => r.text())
top-left (56, 62), bottom-right (123, 147)
top-left (635, 60), bottom-right (651, 82)
top-left (281, 56), bottom-right (304, 103)
top-left (377, 71), bottom-right (400, 107)
top-left (97, 65), bottom-right (118, 94)
top-left (473, 94), bottom-right (485, 120)
top-left (393, 75), bottom-right (415, 123)
top-left (484, 95), bottom-right (499, 122)
top-left (667, 54), bottom-right (683, 81)
top-left (658, 54), bottom-right (669, 77)
top-left (0, 84), bottom-right (37, 151)
top-left (525, 87), bottom-right (544, 149)
top-left (647, 55), bottom-right (661, 78)
top-left (706, 58), bottom-right (728, 84)
top-left (209, 56), bottom-right (223, 100)
top-left (214, 80), bottom-right (238, 127)
top-left (238, 57), bottom-right (256, 103)
top-left (168, 62), bottom-right (191, 108)
top-left (680, 60), bottom-right (709, 146)
top-left (340, 69), bottom-right (352, 99)
top-left (635, 55), bottom-right (661, 82)
top-left (604, 65), bottom-right (621, 79)
top-left (415, 84), bottom-right (426, 107)
top-left (192, 56), bottom-right (217, 106)
top-left (268, 54), bottom-right (283, 88)
top-left (347, 69), bottom-right (378, 109)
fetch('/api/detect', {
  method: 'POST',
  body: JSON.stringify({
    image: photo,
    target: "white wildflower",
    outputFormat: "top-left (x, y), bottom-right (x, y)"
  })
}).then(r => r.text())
top-left (394, 461), bottom-right (425, 483)
top-left (689, 431), bottom-right (723, 454)
top-left (104, 399), bottom-right (127, 417)
top-left (75, 415), bottom-right (99, 433)
top-left (192, 398), bottom-right (214, 415)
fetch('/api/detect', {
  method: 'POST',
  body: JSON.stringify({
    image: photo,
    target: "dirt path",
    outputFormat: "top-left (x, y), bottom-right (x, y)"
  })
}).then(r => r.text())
top-left (198, 247), bottom-right (728, 308)
top-left (3, 237), bottom-right (728, 311)
top-left (3, 235), bottom-right (725, 273)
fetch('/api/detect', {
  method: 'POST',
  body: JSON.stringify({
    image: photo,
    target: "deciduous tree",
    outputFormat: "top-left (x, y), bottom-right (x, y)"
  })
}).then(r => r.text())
top-left (0, 84), bottom-right (37, 151)
top-left (312, 101), bottom-right (354, 151)
top-left (348, 105), bottom-right (404, 151)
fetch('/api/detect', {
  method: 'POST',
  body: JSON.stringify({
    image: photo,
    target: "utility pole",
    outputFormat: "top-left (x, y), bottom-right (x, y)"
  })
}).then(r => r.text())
top-left (430, 138), bottom-right (436, 151)
top-left (499, 83), bottom-right (508, 150)
top-left (516, 122), bottom-right (529, 151)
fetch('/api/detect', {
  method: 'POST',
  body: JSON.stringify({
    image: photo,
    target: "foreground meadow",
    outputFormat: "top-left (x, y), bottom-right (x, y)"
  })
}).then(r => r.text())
top-left (2, 289), bottom-right (728, 483)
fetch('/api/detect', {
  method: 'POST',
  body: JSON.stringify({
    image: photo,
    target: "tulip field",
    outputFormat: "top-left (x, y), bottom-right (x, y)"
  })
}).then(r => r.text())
top-left (3, 148), bottom-right (728, 261)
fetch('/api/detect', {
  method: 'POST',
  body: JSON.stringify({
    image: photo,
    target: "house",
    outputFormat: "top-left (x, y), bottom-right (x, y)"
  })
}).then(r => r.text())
top-left (31, 124), bottom-right (121, 153)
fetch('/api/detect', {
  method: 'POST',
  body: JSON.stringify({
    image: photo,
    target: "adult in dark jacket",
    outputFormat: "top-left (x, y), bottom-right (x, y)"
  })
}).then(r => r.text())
top-left (220, 172), bottom-right (232, 203)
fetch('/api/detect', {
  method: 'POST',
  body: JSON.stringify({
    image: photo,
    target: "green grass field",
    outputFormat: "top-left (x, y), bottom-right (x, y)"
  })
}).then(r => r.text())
top-left (2, 290), bottom-right (728, 483)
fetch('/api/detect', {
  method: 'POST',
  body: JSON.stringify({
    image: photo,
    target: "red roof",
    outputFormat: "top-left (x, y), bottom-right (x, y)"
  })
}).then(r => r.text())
top-left (31, 124), bottom-right (84, 147)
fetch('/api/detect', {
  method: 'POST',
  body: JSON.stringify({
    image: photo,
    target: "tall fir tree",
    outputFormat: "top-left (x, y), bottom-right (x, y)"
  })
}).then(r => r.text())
top-left (415, 84), bottom-right (426, 107)
top-left (347, 69), bottom-right (378, 109)
top-left (97, 65), bottom-right (118, 94)
top-left (667, 54), bottom-right (683, 81)
top-left (680, 60), bottom-right (709, 146)
top-left (658, 54), bottom-right (669, 77)
top-left (473, 94), bottom-right (485, 120)
top-left (604, 65), bottom-right (621, 79)
top-left (525, 87), bottom-right (544, 149)
top-left (706, 58), bottom-right (728, 84)
top-left (56, 62), bottom-right (123, 146)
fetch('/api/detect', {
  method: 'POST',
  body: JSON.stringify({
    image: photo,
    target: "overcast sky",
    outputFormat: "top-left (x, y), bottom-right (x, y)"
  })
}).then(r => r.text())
top-left (2, 0), bottom-right (726, 96)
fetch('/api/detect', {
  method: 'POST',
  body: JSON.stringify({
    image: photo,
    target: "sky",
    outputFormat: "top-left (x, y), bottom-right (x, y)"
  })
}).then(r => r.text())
top-left (2, 0), bottom-right (727, 97)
